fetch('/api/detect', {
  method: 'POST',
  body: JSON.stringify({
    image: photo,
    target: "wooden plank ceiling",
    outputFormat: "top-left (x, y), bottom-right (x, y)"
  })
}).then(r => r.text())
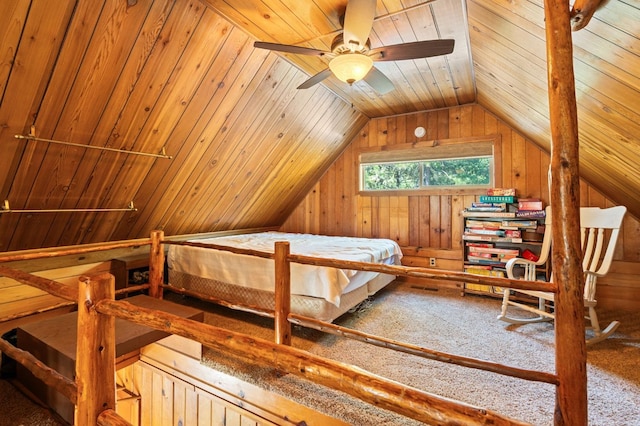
top-left (0, 0), bottom-right (638, 252)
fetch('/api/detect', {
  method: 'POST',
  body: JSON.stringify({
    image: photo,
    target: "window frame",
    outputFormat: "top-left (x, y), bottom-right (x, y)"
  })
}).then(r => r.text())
top-left (358, 135), bottom-right (502, 196)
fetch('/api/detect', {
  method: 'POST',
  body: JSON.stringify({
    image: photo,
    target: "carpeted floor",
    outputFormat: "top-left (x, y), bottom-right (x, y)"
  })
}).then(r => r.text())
top-left (190, 281), bottom-right (640, 426)
top-left (2, 281), bottom-right (639, 425)
top-left (0, 379), bottom-right (65, 425)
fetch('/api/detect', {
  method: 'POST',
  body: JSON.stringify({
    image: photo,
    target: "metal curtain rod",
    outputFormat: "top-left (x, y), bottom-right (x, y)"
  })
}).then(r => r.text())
top-left (1, 200), bottom-right (137, 214)
top-left (14, 134), bottom-right (172, 159)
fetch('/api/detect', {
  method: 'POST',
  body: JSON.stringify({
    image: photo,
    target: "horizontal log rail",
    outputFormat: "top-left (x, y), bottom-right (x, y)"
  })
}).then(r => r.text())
top-left (0, 282), bottom-right (149, 326)
top-left (96, 298), bottom-right (530, 426)
top-left (289, 313), bottom-right (558, 385)
top-left (1, 230), bottom-right (561, 425)
top-left (165, 239), bottom-right (274, 259)
top-left (0, 335), bottom-right (77, 404)
top-left (0, 265), bottom-right (78, 301)
top-left (0, 239), bottom-right (151, 263)
top-left (289, 253), bottom-right (557, 293)
top-left (164, 239), bottom-right (556, 293)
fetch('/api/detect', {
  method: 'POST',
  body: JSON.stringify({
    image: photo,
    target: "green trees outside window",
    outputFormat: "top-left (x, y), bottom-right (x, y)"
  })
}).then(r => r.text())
top-left (362, 157), bottom-right (491, 191)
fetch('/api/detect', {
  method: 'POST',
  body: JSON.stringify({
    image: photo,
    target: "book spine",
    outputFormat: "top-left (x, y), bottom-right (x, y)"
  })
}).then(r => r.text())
top-left (515, 210), bottom-right (546, 218)
top-left (486, 188), bottom-right (516, 196)
top-left (465, 228), bottom-right (506, 236)
top-left (463, 235), bottom-right (523, 243)
top-left (479, 195), bottom-right (516, 203)
top-left (517, 200), bottom-right (543, 211)
top-left (463, 211), bottom-right (517, 218)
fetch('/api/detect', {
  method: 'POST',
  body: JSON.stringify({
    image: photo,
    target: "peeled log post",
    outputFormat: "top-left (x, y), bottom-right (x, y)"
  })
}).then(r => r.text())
top-left (543, 0), bottom-right (588, 424)
top-left (274, 241), bottom-right (292, 345)
top-left (75, 273), bottom-right (116, 425)
top-left (148, 230), bottom-right (165, 299)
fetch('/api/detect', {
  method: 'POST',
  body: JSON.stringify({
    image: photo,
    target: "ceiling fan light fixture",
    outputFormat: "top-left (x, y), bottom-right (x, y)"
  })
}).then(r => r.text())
top-left (329, 53), bottom-right (373, 85)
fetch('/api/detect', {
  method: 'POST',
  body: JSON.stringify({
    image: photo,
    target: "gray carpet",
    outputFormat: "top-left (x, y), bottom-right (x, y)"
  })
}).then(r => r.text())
top-left (190, 282), bottom-right (640, 426)
top-left (2, 281), bottom-right (639, 425)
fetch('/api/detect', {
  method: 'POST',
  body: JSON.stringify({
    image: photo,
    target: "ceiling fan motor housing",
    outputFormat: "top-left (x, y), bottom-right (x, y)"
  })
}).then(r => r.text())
top-left (331, 33), bottom-right (371, 54)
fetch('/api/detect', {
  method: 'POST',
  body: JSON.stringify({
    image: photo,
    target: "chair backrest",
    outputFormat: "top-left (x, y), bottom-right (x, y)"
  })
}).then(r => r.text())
top-left (533, 205), bottom-right (553, 266)
top-left (580, 206), bottom-right (627, 277)
top-left (532, 206), bottom-right (626, 293)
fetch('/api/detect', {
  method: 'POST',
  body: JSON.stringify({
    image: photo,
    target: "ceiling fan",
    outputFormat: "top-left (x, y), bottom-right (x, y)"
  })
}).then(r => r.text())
top-left (253, 0), bottom-right (455, 94)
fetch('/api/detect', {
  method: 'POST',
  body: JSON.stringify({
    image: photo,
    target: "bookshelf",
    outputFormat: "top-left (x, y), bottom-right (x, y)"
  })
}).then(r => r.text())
top-left (461, 192), bottom-right (549, 298)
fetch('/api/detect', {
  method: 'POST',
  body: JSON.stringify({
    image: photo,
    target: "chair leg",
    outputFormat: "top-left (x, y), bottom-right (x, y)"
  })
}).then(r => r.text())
top-left (586, 321), bottom-right (620, 345)
top-left (585, 305), bottom-right (620, 345)
top-left (497, 291), bottom-right (553, 324)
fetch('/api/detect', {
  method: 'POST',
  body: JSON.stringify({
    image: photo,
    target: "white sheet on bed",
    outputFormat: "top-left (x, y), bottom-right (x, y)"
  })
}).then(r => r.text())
top-left (167, 232), bottom-right (402, 306)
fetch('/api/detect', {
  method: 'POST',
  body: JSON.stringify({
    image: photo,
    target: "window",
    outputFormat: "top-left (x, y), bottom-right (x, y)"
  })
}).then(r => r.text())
top-left (359, 137), bottom-right (500, 194)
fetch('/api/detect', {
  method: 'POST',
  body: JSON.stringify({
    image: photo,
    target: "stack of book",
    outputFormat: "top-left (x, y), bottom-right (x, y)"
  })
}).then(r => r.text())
top-left (463, 188), bottom-right (517, 218)
top-left (515, 198), bottom-right (545, 218)
top-left (463, 223), bottom-right (523, 243)
top-left (466, 243), bottom-right (520, 265)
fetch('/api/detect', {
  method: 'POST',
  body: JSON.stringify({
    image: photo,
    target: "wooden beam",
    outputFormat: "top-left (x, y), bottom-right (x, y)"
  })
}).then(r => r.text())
top-left (0, 265), bottom-right (77, 301)
top-left (274, 241), bottom-right (291, 345)
top-left (543, 0), bottom-right (588, 424)
top-left (75, 273), bottom-right (117, 425)
top-left (148, 230), bottom-right (164, 298)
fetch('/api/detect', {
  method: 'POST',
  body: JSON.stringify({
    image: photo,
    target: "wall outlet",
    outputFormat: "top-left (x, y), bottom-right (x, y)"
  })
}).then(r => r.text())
top-left (429, 257), bottom-right (436, 267)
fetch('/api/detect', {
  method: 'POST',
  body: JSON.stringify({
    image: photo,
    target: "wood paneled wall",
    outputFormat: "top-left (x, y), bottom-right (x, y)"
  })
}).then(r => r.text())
top-left (281, 104), bottom-right (640, 310)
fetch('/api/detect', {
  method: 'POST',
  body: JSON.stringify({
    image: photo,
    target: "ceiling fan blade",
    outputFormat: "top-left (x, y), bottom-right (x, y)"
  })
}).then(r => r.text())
top-left (369, 39), bottom-right (455, 61)
top-left (343, 0), bottom-right (377, 49)
top-left (254, 41), bottom-right (329, 57)
top-left (363, 66), bottom-right (395, 94)
top-left (297, 68), bottom-right (333, 89)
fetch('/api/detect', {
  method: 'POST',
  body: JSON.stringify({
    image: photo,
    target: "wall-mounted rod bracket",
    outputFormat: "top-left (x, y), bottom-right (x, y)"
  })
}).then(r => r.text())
top-left (0, 200), bottom-right (137, 214)
top-left (14, 134), bottom-right (172, 159)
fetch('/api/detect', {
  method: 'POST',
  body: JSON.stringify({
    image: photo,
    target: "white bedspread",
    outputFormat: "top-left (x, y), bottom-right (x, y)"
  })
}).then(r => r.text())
top-left (167, 232), bottom-right (402, 306)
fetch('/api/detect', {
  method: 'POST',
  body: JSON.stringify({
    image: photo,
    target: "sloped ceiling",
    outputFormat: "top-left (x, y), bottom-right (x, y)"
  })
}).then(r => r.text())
top-left (0, 0), bottom-right (638, 252)
top-left (204, 0), bottom-right (639, 217)
top-left (467, 0), bottom-right (639, 221)
top-left (0, 0), bottom-right (371, 251)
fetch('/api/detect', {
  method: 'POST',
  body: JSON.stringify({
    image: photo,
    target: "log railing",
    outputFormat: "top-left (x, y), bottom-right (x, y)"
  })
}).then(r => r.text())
top-left (162, 236), bottom-right (563, 423)
top-left (0, 228), bottom-right (582, 425)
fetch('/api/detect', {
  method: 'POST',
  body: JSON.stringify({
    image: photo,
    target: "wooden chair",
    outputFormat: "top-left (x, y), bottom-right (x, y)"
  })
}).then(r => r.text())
top-left (498, 205), bottom-right (627, 345)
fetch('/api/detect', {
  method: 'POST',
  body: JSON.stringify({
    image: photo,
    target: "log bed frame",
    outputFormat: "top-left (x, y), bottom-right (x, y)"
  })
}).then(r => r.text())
top-left (0, 2), bottom-right (587, 424)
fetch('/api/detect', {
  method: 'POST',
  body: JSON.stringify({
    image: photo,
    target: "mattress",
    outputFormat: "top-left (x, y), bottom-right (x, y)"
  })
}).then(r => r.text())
top-left (167, 232), bottom-right (402, 321)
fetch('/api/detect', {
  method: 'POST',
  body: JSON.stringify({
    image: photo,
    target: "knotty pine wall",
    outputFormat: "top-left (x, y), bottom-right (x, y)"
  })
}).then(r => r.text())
top-left (281, 104), bottom-right (640, 310)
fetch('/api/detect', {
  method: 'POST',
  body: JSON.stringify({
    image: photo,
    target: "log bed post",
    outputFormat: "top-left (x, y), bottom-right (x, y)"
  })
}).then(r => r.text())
top-left (75, 273), bottom-right (117, 425)
top-left (274, 241), bottom-right (292, 345)
top-left (149, 230), bottom-right (165, 299)
top-left (543, 0), bottom-right (588, 424)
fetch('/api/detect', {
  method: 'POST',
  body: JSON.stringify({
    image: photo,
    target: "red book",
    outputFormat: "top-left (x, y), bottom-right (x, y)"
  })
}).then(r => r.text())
top-left (518, 199), bottom-right (543, 211)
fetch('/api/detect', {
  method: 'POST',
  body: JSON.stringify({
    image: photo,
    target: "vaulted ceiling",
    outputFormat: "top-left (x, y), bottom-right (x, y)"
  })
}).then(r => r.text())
top-left (0, 0), bottom-right (638, 252)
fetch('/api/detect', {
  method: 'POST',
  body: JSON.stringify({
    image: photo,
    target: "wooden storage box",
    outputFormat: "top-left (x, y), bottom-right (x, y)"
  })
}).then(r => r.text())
top-left (16, 295), bottom-right (203, 424)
